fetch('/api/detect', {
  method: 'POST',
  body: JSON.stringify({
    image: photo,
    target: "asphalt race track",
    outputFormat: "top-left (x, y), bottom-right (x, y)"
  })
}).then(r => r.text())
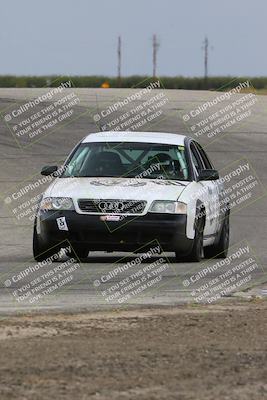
top-left (0, 87), bottom-right (266, 314)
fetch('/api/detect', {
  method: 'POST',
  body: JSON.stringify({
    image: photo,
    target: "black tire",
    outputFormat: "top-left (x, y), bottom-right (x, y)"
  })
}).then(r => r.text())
top-left (204, 212), bottom-right (230, 259)
top-left (66, 245), bottom-right (89, 263)
top-left (33, 226), bottom-right (60, 262)
top-left (176, 212), bottom-right (204, 262)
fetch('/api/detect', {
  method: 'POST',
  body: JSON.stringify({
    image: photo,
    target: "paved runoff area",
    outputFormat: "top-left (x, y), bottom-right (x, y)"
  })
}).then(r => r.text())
top-left (0, 83), bottom-right (267, 315)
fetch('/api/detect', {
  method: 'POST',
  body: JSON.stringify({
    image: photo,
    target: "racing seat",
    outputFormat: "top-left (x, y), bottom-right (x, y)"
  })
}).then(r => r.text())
top-left (150, 153), bottom-right (185, 180)
top-left (81, 151), bottom-right (124, 177)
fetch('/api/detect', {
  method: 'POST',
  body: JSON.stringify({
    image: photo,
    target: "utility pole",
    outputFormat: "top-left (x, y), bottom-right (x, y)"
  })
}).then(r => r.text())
top-left (152, 34), bottom-right (160, 78)
top-left (203, 36), bottom-right (209, 80)
top-left (117, 35), bottom-right (122, 87)
top-left (202, 36), bottom-right (213, 88)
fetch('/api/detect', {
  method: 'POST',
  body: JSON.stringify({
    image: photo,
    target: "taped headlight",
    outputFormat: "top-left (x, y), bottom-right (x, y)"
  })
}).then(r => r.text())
top-left (149, 201), bottom-right (187, 214)
top-left (40, 197), bottom-right (74, 210)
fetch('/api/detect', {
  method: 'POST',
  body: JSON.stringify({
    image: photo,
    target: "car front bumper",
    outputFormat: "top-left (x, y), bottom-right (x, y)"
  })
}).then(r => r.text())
top-left (37, 210), bottom-right (193, 254)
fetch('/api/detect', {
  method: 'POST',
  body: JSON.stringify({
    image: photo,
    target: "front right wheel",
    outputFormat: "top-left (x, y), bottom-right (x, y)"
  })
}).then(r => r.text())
top-left (204, 211), bottom-right (230, 259)
top-left (66, 245), bottom-right (89, 263)
top-left (176, 214), bottom-right (204, 262)
top-left (33, 226), bottom-right (60, 262)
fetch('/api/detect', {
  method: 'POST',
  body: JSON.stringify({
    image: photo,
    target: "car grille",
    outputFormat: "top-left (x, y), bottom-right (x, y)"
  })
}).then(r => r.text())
top-left (78, 199), bottom-right (147, 214)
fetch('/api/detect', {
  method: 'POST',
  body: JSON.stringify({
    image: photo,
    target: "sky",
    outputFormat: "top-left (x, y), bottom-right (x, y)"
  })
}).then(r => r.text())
top-left (0, 0), bottom-right (266, 77)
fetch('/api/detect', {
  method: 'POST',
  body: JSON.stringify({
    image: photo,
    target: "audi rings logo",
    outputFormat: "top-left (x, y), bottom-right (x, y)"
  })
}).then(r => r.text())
top-left (97, 201), bottom-right (125, 212)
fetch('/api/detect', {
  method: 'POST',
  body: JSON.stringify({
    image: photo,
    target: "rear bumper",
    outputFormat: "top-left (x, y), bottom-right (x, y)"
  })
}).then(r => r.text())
top-left (37, 210), bottom-right (193, 254)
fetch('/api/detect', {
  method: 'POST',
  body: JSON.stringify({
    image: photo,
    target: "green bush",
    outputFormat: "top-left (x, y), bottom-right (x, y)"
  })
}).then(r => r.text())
top-left (0, 75), bottom-right (265, 90)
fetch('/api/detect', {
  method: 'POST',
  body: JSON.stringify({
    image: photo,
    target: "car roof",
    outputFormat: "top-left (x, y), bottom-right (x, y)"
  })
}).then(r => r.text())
top-left (82, 131), bottom-right (188, 146)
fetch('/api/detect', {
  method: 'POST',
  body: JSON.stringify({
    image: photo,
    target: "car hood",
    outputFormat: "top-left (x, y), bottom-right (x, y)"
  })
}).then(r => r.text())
top-left (45, 177), bottom-right (189, 203)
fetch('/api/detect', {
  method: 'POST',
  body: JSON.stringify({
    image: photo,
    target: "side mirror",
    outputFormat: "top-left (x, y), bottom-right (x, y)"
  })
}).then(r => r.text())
top-left (198, 169), bottom-right (219, 181)
top-left (41, 165), bottom-right (58, 176)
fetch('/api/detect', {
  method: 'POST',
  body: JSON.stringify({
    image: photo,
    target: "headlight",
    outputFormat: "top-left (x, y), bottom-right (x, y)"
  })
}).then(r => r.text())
top-left (40, 197), bottom-right (74, 210)
top-left (149, 201), bottom-right (187, 214)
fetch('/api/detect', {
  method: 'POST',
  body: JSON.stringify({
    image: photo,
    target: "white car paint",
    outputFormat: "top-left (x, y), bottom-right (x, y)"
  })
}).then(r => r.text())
top-left (41, 131), bottom-right (225, 245)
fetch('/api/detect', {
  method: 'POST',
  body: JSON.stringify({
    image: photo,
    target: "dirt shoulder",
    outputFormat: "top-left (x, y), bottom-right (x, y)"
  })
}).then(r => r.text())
top-left (0, 301), bottom-right (266, 400)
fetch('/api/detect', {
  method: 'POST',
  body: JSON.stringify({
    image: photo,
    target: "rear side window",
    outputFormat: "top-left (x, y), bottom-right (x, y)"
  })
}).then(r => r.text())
top-left (190, 142), bottom-right (204, 174)
top-left (195, 142), bottom-right (213, 170)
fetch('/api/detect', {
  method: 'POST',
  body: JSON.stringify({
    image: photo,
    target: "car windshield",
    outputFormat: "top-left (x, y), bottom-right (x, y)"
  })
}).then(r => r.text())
top-left (61, 141), bottom-right (190, 181)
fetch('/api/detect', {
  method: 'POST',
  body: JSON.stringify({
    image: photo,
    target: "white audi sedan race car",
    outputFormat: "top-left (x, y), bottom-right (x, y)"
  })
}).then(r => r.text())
top-left (33, 131), bottom-right (230, 262)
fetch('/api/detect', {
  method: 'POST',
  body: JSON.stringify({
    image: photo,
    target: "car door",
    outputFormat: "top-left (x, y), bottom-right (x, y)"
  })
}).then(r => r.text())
top-left (190, 141), bottom-right (219, 237)
top-left (195, 142), bottom-right (223, 233)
